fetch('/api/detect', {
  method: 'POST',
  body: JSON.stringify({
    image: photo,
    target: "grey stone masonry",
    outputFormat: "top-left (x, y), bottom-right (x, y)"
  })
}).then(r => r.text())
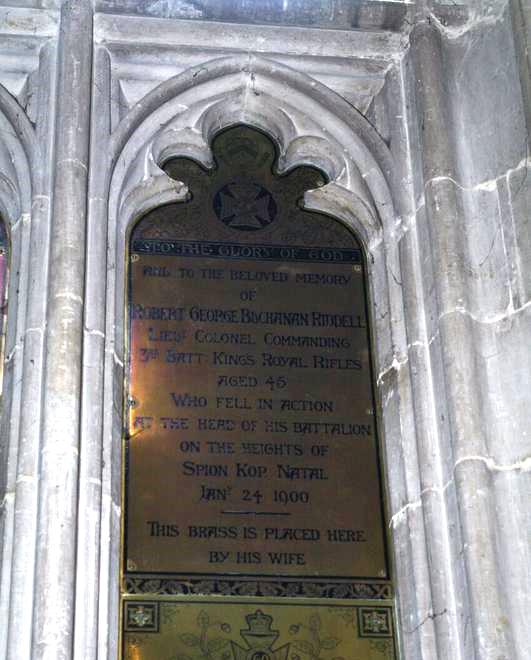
top-left (0, 0), bottom-right (529, 659)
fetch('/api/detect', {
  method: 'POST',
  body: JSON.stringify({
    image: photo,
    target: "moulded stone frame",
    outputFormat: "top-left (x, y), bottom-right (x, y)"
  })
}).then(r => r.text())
top-left (79, 52), bottom-right (439, 660)
top-left (0, 82), bottom-right (52, 660)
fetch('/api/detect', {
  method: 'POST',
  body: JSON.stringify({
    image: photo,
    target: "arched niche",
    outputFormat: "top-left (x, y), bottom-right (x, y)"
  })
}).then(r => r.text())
top-left (106, 56), bottom-right (407, 415)
top-left (90, 54), bottom-right (425, 660)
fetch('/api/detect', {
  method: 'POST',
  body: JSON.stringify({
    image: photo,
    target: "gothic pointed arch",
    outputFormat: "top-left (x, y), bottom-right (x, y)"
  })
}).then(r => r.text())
top-left (108, 55), bottom-right (406, 246)
top-left (0, 84), bottom-right (40, 222)
top-left (102, 54), bottom-right (409, 379)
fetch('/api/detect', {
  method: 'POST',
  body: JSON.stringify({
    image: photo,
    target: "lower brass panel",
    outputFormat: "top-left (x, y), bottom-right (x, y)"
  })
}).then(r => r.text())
top-left (122, 597), bottom-right (396, 660)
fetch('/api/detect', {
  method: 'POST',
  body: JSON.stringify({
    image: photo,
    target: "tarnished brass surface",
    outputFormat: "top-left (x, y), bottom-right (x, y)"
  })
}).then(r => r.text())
top-left (122, 597), bottom-right (396, 660)
top-left (126, 249), bottom-right (386, 579)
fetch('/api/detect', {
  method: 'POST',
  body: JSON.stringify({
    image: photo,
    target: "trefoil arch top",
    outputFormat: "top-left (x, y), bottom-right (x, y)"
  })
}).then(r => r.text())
top-left (107, 55), bottom-right (405, 254)
top-left (137, 124), bottom-right (354, 250)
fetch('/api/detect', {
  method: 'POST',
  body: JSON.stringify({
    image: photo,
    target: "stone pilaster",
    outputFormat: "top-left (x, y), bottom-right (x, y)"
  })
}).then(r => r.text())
top-left (31, 3), bottom-right (92, 659)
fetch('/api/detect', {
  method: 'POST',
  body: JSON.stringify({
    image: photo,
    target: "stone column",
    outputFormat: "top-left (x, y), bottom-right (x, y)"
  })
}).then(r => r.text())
top-left (74, 45), bottom-right (112, 660)
top-left (31, 2), bottom-right (92, 659)
top-left (410, 19), bottom-right (516, 660)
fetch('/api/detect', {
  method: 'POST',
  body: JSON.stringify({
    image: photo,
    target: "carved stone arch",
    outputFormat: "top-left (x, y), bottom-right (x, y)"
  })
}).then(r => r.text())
top-left (108, 55), bottom-right (406, 248)
top-left (95, 53), bottom-right (421, 658)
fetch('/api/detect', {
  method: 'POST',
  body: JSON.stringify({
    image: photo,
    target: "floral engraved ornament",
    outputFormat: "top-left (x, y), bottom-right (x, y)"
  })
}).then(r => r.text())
top-left (172, 609), bottom-right (232, 660)
top-left (288, 613), bottom-right (343, 660)
top-left (369, 640), bottom-right (394, 659)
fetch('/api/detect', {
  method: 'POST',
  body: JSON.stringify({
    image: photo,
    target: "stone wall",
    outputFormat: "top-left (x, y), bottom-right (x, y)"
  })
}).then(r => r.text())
top-left (0, 1), bottom-right (529, 658)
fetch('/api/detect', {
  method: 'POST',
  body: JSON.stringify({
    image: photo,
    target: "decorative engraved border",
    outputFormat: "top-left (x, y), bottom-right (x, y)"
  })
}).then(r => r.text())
top-left (124, 575), bottom-right (392, 600)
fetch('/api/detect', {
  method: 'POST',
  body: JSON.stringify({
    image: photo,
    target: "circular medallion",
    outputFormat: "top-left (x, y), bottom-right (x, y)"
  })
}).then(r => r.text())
top-left (213, 181), bottom-right (277, 231)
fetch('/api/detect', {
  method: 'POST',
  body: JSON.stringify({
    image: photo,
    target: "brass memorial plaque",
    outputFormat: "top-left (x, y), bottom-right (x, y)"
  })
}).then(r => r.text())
top-left (121, 126), bottom-right (396, 659)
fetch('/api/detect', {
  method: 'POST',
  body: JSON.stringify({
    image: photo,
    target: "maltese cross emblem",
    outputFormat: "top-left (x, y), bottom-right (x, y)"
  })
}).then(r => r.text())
top-left (231, 610), bottom-right (289, 660)
top-left (213, 181), bottom-right (277, 231)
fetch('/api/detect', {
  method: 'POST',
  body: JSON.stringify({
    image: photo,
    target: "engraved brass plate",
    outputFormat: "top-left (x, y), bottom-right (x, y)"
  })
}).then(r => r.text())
top-left (121, 126), bottom-right (395, 658)
top-left (126, 247), bottom-right (386, 580)
top-left (122, 598), bottom-right (396, 660)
